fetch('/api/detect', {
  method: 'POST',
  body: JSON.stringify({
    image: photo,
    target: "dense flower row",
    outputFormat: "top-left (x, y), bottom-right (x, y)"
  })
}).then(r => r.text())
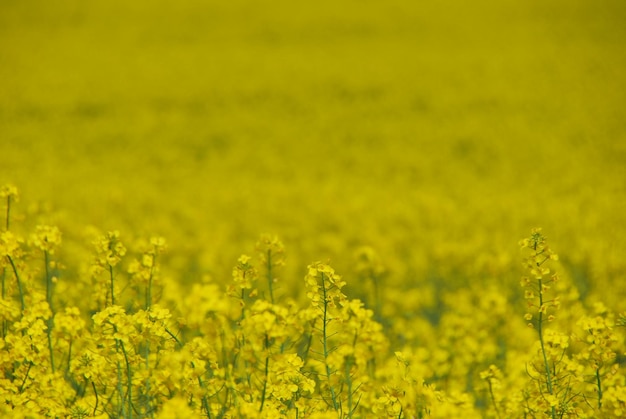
top-left (1, 185), bottom-right (625, 418)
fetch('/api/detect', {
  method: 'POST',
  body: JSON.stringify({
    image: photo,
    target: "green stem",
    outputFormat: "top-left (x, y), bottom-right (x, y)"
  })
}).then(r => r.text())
top-left (1, 267), bottom-right (6, 338)
top-left (190, 360), bottom-right (212, 418)
top-left (321, 273), bottom-right (339, 412)
top-left (146, 252), bottom-right (156, 310)
top-left (46, 324), bottom-right (55, 373)
top-left (345, 356), bottom-right (353, 418)
top-left (595, 367), bottom-right (602, 409)
top-left (164, 326), bottom-right (183, 348)
top-left (7, 255), bottom-right (25, 313)
top-left (259, 333), bottom-right (270, 412)
top-left (45, 251), bottom-right (53, 307)
top-left (44, 250), bottom-right (56, 373)
top-left (144, 343), bottom-right (151, 417)
top-left (2, 194), bottom-right (12, 336)
top-left (1, 197), bottom-right (6, 335)
top-left (116, 348), bottom-right (124, 417)
top-left (267, 249), bottom-right (274, 304)
top-left (143, 259), bottom-right (155, 415)
top-left (67, 338), bottom-right (73, 374)
top-left (487, 379), bottom-right (502, 419)
top-left (109, 264), bottom-right (116, 306)
top-left (537, 278), bottom-right (556, 419)
top-left (112, 318), bottom-right (132, 418)
top-left (239, 288), bottom-right (246, 322)
top-left (92, 381), bottom-right (99, 416)
top-left (119, 340), bottom-right (133, 419)
top-left (18, 361), bottom-right (32, 393)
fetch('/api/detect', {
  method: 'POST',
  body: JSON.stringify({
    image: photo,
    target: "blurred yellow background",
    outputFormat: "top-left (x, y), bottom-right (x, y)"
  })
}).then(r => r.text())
top-left (1, 0), bottom-right (625, 306)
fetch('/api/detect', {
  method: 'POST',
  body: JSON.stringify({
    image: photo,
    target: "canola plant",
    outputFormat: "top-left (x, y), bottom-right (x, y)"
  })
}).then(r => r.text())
top-left (1, 0), bottom-right (625, 417)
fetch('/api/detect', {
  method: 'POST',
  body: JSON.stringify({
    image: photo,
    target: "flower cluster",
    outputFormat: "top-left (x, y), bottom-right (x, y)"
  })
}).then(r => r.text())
top-left (0, 188), bottom-right (624, 418)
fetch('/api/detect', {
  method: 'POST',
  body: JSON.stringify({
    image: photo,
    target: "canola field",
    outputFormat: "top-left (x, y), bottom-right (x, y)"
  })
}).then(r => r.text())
top-left (1, 0), bottom-right (626, 417)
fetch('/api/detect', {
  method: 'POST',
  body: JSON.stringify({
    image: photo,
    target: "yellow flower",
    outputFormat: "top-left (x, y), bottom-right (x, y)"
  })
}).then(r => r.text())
top-left (150, 236), bottom-right (167, 252)
top-left (156, 396), bottom-right (198, 418)
top-left (256, 234), bottom-right (286, 268)
top-left (0, 184), bottom-right (19, 200)
top-left (54, 306), bottom-right (85, 339)
top-left (0, 231), bottom-right (22, 257)
top-left (94, 230), bottom-right (126, 267)
top-left (305, 261), bottom-right (346, 309)
top-left (29, 225), bottom-right (62, 254)
top-left (232, 253), bottom-right (257, 290)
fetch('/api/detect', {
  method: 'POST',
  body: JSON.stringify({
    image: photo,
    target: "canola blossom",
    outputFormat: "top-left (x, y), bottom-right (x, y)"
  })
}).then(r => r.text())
top-left (0, 188), bottom-right (625, 418)
top-left (1, 0), bottom-right (626, 417)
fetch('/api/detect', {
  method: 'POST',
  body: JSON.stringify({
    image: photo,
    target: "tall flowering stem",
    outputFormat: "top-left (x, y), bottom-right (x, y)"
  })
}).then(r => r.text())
top-left (259, 333), bottom-right (271, 412)
top-left (128, 236), bottom-right (167, 310)
top-left (305, 262), bottom-right (346, 414)
top-left (128, 236), bottom-right (167, 415)
top-left (94, 231), bottom-right (126, 307)
top-left (256, 234), bottom-right (285, 304)
top-left (228, 254), bottom-right (258, 321)
top-left (2, 184), bottom-right (18, 232)
top-left (520, 228), bottom-right (560, 419)
top-left (1, 185), bottom-right (19, 340)
top-left (6, 254), bottom-right (25, 313)
top-left (30, 225), bottom-right (62, 372)
top-left (575, 304), bottom-right (619, 412)
top-left (480, 365), bottom-right (503, 419)
top-left (2, 185), bottom-right (21, 327)
top-left (321, 272), bottom-right (339, 411)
